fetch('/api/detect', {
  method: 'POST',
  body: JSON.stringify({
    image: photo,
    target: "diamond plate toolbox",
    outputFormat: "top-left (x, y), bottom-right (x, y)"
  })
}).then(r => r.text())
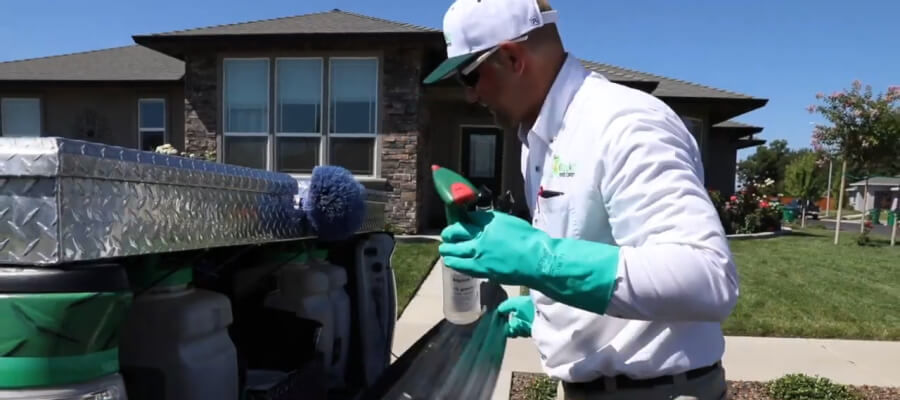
top-left (0, 137), bottom-right (387, 266)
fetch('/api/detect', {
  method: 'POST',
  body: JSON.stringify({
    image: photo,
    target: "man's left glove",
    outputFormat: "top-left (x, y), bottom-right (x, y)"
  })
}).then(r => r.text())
top-left (439, 210), bottom-right (620, 315)
top-left (498, 296), bottom-right (534, 338)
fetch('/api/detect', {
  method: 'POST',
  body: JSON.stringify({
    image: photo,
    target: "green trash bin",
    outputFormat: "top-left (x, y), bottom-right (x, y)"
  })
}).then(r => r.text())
top-left (869, 208), bottom-right (881, 224)
top-left (783, 208), bottom-right (796, 222)
top-left (889, 210), bottom-right (896, 227)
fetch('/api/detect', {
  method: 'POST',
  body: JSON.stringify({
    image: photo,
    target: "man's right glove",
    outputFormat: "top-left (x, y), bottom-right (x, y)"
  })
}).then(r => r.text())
top-left (439, 210), bottom-right (620, 316)
top-left (497, 295), bottom-right (535, 338)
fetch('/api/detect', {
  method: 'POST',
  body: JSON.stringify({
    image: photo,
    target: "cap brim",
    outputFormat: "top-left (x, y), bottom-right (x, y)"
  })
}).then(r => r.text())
top-left (423, 53), bottom-right (477, 85)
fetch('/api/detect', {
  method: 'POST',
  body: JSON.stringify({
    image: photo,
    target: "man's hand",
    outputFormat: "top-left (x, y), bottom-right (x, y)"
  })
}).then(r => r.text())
top-left (438, 210), bottom-right (622, 316)
top-left (439, 210), bottom-right (546, 287)
top-left (498, 296), bottom-right (535, 338)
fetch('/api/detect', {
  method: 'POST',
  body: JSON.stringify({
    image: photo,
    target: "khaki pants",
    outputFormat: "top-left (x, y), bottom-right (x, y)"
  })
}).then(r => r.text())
top-left (557, 364), bottom-right (727, 400)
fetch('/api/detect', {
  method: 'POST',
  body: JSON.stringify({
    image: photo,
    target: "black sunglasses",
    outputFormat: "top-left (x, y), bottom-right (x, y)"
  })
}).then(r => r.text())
top-left (454, 49), bottom-right (490, 87)
top-left (455, 68), bottom-right (480, 87)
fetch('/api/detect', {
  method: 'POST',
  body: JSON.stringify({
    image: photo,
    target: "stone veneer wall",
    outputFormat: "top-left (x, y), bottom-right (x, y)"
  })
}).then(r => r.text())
top-left (179, 42), bottom-right (430, 234)
top-left (183, 53), bottom-right (218, 156)
top-left (381, 47), bottom-right (426, 234)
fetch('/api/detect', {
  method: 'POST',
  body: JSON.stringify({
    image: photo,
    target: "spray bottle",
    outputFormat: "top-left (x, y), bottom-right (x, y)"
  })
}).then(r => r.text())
top-left (432, 165), bottom-right (485, 325)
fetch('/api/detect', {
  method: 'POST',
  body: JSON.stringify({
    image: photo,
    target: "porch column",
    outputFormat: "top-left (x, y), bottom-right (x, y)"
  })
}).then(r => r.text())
top-left (381, 47), bottom-right (426, 234)
top-left (183, 53), bottom-right (218, 157)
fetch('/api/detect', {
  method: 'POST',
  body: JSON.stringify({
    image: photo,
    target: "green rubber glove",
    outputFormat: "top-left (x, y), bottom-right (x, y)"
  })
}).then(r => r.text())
top-left (498, 296), bottom-right (535, 338)
top-left (439, 210), bottom-right (620, 315)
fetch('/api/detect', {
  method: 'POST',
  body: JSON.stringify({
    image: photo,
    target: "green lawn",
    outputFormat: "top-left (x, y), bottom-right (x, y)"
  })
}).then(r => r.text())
top-left (723, 228), bottom-right (900, 340)
top-left (392, 240), bottom-right (440, 316)
top-left (387, 230), bottom-right (900, 340)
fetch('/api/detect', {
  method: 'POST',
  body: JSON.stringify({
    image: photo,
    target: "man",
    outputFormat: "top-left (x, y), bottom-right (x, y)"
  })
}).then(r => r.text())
top-left (423, 0), bottom-right (739, 399)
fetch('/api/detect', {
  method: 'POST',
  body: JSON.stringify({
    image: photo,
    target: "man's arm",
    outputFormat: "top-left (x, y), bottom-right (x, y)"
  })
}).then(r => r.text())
top-left (598, 106), bottom-right (740, 322)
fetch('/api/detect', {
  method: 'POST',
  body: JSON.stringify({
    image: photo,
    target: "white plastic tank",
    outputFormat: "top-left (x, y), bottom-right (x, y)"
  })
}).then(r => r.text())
top-left (118, 264), bottom-right (239, 400)
top-left (353, 233), bottom-right (397, 386)
top-left (265, 257), bottom-right (336, 373)
top-left (308, 250), bottom-right (351, 388)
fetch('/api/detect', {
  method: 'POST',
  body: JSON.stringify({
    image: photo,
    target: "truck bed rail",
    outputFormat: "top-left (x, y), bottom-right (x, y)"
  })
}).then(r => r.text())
top-left (0, 137), bottom-right (386, 266)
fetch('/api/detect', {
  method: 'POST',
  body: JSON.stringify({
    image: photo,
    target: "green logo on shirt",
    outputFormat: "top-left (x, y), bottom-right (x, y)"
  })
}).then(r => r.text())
top-left (552, 155), bottom-right (576, 177)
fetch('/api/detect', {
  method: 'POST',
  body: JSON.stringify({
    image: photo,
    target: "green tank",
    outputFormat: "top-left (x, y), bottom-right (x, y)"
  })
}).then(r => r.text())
top-left (0, 265), bottom-right (132, 389)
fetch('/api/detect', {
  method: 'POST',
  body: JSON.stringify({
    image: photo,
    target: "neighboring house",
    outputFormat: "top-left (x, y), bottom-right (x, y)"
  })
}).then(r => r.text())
top-left (0, 9), bottom-right (768, 234)
top-left (847, 176), bottom-right (900, 212)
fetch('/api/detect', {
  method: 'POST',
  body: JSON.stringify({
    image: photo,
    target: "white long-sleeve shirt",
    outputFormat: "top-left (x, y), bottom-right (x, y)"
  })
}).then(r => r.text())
top-left (519, 54), bottom-right (740, 382)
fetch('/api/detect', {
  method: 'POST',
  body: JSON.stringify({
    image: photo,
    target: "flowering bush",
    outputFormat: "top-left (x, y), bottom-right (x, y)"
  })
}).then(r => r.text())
top-left (709, 179), bottom-right (783, 235)
top-left (154, 143), bottom-right (216, 161)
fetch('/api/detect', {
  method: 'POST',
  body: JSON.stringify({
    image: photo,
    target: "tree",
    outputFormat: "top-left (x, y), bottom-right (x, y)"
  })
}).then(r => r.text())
top-left (809, 81), bottom-right (900, 243)
top-left (785, 152), bottom-right (827, 227)
top-left (737, 140), bottom-right (807, 195)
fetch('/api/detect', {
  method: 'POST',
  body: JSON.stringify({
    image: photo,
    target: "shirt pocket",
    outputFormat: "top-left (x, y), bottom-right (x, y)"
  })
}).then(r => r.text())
top-left (565, 186), bottom-right (609, 241)
top-left (534, 191), bottom-right (570, 238)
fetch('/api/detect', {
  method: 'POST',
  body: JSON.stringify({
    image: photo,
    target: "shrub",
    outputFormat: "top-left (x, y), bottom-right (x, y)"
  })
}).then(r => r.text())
top-left (766, 374), bottom-right (861, 400)
top-left (710, 179), bottom-right (783, 235)
top-left (523, 375), bottom-right (558, 400)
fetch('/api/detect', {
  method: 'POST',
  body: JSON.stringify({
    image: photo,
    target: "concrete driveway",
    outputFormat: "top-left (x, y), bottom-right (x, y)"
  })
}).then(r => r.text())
top-left (392, 261), bottom-right (900, 399)
top-left (806, 218), bottom-right (895, 237)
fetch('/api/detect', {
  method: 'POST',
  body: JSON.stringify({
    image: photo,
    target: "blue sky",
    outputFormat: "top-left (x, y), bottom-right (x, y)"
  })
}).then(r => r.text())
top-left (2, 0), bottom-right (897, 160)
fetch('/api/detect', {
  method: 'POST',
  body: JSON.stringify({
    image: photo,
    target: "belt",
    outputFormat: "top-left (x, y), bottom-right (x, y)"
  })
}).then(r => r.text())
top-left (565, 362), bottom-right (721, 392)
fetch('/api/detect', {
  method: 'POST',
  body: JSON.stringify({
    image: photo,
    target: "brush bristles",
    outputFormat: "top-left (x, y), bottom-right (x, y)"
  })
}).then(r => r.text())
top-left (302, 165), bottom-right (367, 241)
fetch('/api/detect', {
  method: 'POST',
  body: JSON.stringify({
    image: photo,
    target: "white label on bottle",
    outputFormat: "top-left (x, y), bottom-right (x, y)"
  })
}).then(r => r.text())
top-left (452, 271), bottom-right (479, 311)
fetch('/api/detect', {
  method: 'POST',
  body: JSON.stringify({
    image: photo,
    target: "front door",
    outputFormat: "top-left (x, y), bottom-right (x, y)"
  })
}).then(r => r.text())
top-left (461, 126), bottom-right (504, 197)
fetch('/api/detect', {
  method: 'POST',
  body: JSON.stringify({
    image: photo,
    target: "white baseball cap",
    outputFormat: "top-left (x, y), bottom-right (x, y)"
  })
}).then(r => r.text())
top-left (423, 0), bottom-right (559, 84)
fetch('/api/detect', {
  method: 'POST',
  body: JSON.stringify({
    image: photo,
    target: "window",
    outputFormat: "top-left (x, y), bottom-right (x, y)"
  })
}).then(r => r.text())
top-left (1, 98), bottom-right (41, 137)
top-left (276, 58), bottom-right (323, 174)
top-left (680, 116), bottom-right (704, 147)
top-left (221, 56), bottom-right (379, 177)
top-left (138, 98), bottom-right (166, 151)
top-left (328, 58), bottom-right (377, 176)
top-left (224, 58), bottom-right (270, 170)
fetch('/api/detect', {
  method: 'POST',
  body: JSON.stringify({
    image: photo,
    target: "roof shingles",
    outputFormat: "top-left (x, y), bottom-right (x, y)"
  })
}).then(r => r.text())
top-left (1, 9), bottom-right (763, 104)
top-left (580, 60), bottom-right (757, 100)
top-left (0, 45), bottom-right (183, 81)
top-left (849, 177), bottom-right (900, 187)
top-left (713, 120), bottom-right (763, 130)
top-left (141, 9), bottom-right (439, 37)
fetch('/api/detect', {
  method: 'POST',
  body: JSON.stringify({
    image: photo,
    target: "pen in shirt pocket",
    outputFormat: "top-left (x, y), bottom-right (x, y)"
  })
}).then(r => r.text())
top-left (538, 186), bottom-right (565, 199)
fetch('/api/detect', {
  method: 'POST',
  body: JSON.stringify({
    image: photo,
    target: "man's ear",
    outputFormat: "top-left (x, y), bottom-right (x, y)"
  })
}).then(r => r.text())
top-left (497, 42), bottom-right (527, 75)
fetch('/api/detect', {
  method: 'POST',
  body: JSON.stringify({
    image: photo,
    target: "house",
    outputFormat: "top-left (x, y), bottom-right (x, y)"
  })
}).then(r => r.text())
top-left (0, 9), bottom-right (768, 234)
top-left (847, 176), bottom-right (900, 212)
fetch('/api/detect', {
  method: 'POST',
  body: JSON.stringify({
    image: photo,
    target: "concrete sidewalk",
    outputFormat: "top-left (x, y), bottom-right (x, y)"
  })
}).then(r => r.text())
top-left (392, 261), bottom-right (900, 399)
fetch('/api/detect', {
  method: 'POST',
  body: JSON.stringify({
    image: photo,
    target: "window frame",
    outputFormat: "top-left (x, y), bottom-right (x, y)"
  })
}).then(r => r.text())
top-left (327, 57), bottom-right (380, 138)
top-left (137, 97), bottom-right (167, 152)
top-left (1, 97), bottom-right (42, 137)
top-left (222, 57), bottom-right (272, 170)
top-left (459, 124), bottom-right (505, 192)
top-left (326, 57), bottom-right (380, 178)
top-left (274, 57), bottom-right (326, 171)
top-left (680, 116), bottom-right (705, 147)
top-left (220, 55), bottom-right (381, 179)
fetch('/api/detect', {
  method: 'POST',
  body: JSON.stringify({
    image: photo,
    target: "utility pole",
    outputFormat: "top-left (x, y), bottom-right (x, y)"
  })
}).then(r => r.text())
top-left (834, 160), bottom-right (847, 245)
top-left (825, 159), bottom-right (833, 217)
top-left (891, 214), bottom-right (897, 247)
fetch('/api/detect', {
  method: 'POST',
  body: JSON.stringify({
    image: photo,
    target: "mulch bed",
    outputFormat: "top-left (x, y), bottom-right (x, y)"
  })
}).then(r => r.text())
top-left (510, 372), bottom-right (900, 400)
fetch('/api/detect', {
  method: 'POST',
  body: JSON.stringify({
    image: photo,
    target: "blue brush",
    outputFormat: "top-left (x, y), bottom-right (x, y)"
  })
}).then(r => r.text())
top-left (302, 165), bottom-right (368, 241)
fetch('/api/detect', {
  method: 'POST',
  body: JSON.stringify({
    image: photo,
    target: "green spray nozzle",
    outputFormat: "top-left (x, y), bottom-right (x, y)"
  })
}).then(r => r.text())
top-left (432, 165), bottom-right (478, 224)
